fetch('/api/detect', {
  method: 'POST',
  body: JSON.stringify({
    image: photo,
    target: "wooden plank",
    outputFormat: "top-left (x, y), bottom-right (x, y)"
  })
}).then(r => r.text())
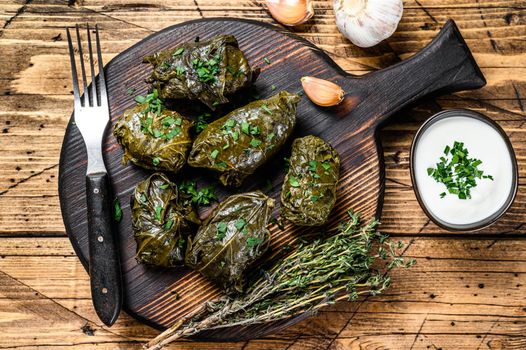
top-left (0, 1), bottom-right (524, 237)
top-left (1, 237), bottom-right (526, 349)
top-left (0, 0), bottom-right (525, 348)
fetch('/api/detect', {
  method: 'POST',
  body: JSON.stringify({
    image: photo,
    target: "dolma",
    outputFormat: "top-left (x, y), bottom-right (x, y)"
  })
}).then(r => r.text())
top-left (281, 135), bottom-right (340, 226)
top-left (185, 191), bottom-right (274, 293)
top-left (188, 91), bottom-right (301, 187)
top-left (132, 173), bottom-right (200, 267)
top-left (113, 100), bottom-right (193, 173)
top-left (144, 35), bottom-right (256, 109)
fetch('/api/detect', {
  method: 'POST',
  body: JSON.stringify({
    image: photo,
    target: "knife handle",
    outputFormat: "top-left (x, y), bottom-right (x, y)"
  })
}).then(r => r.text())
top-left (86, 172), bottom-right (122, 327)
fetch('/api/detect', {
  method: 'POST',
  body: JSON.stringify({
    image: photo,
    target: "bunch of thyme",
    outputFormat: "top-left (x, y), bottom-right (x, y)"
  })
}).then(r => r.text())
top-left (145, 211), bottom-right (415, 350)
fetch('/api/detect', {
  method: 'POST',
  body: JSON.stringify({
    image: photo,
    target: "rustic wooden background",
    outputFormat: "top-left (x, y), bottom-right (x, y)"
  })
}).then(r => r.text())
top-left (1, 0), bottom-right (525, 349)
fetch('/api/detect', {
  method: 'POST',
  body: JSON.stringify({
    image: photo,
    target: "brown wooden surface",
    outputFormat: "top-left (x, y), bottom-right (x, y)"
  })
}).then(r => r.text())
top-left (1, 0), bottom-right (525, 349)
top-left (59, 16), bottom-right (486, 338)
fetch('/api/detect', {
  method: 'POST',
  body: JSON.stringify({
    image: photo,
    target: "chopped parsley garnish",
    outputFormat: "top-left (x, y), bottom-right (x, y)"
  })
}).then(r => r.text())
top-left (113, 198), bottom-right (122, 222)
top-left (311, 195), bottom-right (319, 203)
top-left (289, 175), bottom-right (300, 187)
top-left (246, 236), bottom-right (263, 248)
top-left (267, 132), bottom-right (275, 141)
top-left (164, 218), bottom-right (174, 230)
top-left (263, 57), bottom-right (271, 65)
top-left (159, 184), bottom-right (169, 190)
top-left (250, 125), bottom-right (261, 135)
top-left (216, 161), bottom-right (228, 169)
top-left (271, 84), bottom-right (276, 91)
top-left (308, 160), bottom-right (318, 173)
top-left (321, 162), bottom-right (331, 171)
top-left (261, 104), bottom-right (273, 115)
top-left (210, 149), bottom-right (219, 159)
top-left (164, 127), bottom-right (181, 140)
top-left (126, 87), bottom-right (136, 95)
top-left (250, 138), bottom-right (262, 148)
top-left (180, 180), bottom-right (217, 206)
top-left (223, 119), bottom-right (237, 130)
top-left (232, 131), bottom-right (239, 141)
top-left (135, 89), bottom-right (163, 116)
top-left (216, 222), bottom-right (228, 240)
top-left (139, 193), bottom-right (148, 204)
top-left (195, 113), bottom-right (212, 133)
top-left (241, 121), bottom-right (251, 135)
top-left (235, 218), bottom-right (246, 230)
top-left (152, 157), bottom-right (160, 166)
top-left (162, 117), bottom-right (175, 127)
top-left (192, 55), bottom-right (221, 84)
top-left (427, 141), bottom-right (494, 200)
top-left (172, 47), bottom-right (185, 57)
top-left (154, 205), bottom-right (163, 222)
top-left (175, 65), bottom-right (186, 76)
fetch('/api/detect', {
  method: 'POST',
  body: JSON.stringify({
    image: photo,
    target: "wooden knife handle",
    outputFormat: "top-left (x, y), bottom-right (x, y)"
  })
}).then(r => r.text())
top-left (345, 19), bottom-right (486, 129)
top-left (86, 172), bottom-right (122, 327)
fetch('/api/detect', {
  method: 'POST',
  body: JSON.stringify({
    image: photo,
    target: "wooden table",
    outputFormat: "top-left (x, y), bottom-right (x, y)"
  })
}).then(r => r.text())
top-left (1, 1), bottom-right (525, 349)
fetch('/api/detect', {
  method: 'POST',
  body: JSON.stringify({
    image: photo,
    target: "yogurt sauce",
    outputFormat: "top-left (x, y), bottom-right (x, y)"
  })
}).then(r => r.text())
top-left (413, 115), bottom-right (514, 226)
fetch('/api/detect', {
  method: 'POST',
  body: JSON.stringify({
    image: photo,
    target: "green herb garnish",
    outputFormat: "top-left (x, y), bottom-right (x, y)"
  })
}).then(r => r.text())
top-left (164, 218), bottom-right (174, 230)
top-left (152, 157), bottom-right (160, 166)
top-left (261, 104), bottom-right (273, 115)
top-left (192, 55), bottom-right (221, 84)
top-left (135, 89), bottom-right (163, 116)
top-left (246, 236), bottom-right (263, 248)
top-left (195, 113), bottom-right (212, 133)
top-left (427, 141), bottom-right (494, 200)
top-left (216, 222), bottom-right (228, 240)
top-left (235, 218), bottom-right (246, 230)
top-left (172, 47), bottom-right (185, 57)
top-left (289, 175), bottom-right (300, 187)
top-left (241, 122), bottom-right (251, 135)
top-left (263, 57), bottom-right (271, 65)
top-left (180, 180), bottom-right (217, 206)
top-left (210, 149), bottom-right (219, 159)
top-left (308, 160), bottom-right (318, 173)
top-left (154, 205), bottom-right (163, 222)
top-left (113, 198), bottom-right (122, 222)
top-left (249, 138), bottom-right (262, 148)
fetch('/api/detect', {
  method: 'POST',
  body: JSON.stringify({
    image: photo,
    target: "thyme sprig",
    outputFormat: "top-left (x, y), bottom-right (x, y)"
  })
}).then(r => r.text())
top-left (146, 211), bottom-right (415, 350)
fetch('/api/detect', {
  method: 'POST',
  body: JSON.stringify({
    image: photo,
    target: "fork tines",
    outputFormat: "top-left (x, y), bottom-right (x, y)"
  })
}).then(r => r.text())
top-left (66, 24), bottom-right (107, 109)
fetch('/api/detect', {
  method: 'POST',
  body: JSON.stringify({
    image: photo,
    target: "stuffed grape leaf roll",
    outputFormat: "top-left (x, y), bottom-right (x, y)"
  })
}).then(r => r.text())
top-left (185, 191), bottom-right (274, 294)
top-left (132, 173), bottom-right (200, 267)
top-left (113, 92), bottom-right (193, 173)
top-left (281, 135), bottom-right (340, 226)
top-left (144, 35), bottom-right (256, 109)
top-left (188, 91), bottom-right (301, 187)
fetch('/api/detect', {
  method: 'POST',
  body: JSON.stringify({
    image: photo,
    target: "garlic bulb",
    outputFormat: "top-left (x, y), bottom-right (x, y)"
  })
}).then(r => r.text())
top-left (266, 0), bottom-right (314, 26)
top-left (301, 76), bottom-right (345, 107)
top-left (333, 0), bottom-right (403, 48)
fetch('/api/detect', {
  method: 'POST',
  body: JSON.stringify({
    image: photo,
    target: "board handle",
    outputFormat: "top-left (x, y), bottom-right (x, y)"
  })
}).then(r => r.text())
top-left (347, 19), bottom-right (486, 128)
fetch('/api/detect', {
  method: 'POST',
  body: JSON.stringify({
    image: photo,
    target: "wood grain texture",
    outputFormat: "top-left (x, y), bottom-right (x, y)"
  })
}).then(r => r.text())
top-left (0, 0), bottom-right (525, 349)
top-left (59, 17), bottom-right (486, 337)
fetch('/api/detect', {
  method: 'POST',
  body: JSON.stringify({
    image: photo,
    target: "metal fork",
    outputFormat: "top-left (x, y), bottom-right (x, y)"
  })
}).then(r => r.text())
top-left (67, 24), bottom-right (122, 327)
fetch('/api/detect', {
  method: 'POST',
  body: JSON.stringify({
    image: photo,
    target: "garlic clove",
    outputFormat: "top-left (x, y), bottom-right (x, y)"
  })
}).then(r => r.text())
top-left (333, 0), bottom-right (403, 48)
top-left (266, 0), bottom-right (315, 27)
top-left (301, 76), bottom-right (345, 107)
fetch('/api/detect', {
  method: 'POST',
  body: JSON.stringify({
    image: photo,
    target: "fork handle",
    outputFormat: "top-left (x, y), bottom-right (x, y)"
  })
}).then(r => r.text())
top-left (86, 172), bottom-right (122, 327)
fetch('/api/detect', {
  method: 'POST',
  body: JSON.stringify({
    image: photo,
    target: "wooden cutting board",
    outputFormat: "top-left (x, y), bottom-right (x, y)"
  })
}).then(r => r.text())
top-left (59, 18), bottom-right (485, 340)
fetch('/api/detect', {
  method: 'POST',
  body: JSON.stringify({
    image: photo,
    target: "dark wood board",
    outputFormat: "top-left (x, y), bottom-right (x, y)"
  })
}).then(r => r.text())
top-left (58, 18), bottom-right (485, 340)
